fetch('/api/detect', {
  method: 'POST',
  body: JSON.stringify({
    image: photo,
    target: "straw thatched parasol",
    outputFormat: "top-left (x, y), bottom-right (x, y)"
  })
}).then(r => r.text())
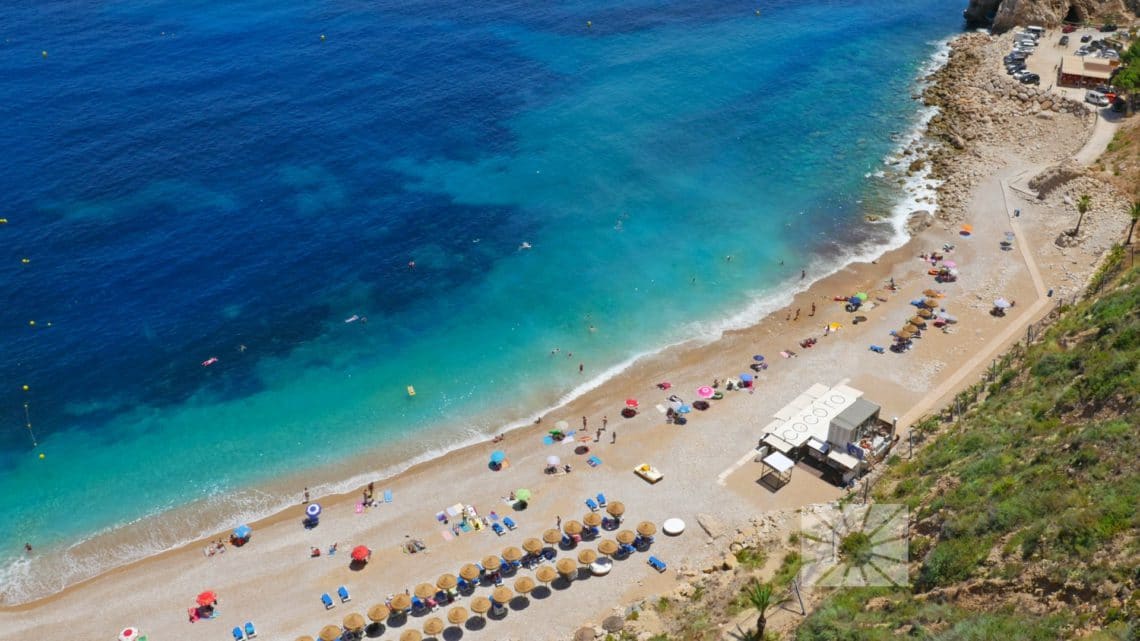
top-left (606, 501), bottom-right (625, 517)
top-left (297, 637), bottom-right (315, 641)
top-left (470, 596), bottom-right (491, 615)
top-left (343, 613), bottom-right (366, 632)
top-left (616, 530), bottom-right (636, 545)
top-left (368, 603), bottom-right (390, 622)
top-left (459, 563), bottom-right (481, 581)
top-left (522, 537), bottom-right (543, 554)
top-left (319, 625), bottom-right (342, 641)
top-left (637, 521), bottom-right (657, 537)
top-left (563, 520), bottom-right (583, 535)
top-left (513, 576), bottom-right (535, 594)
top-left (577, 549), bottom-right (598, 565)
top-left (535, 565), bottom-right (557, 583)
top-left (583, 512), bottom-right (602, 527)
top-left (597, 539), bottom-right (619, 556)
top-left (898, 326), bottom-right (916, 339)
top-left (917, 307), bottom-right (933, 318)
top-left (492, 586), bottom-right (513, 603)
top-left (447, 606), bottom-right (468, 625)
top-left (556, 558), bottom-right (578, 576)
top-left (423, 617), bottom-right (444, 636)
top-left (390, 593), bottom-right (412, 612)
top-left (436, 573), bottom-right (457, 591)
top-left (542, 529), bottom-right (562, 544)
top-left (481, 555), bottom-right (502, 572)
top-left (399, 630), bottom-right (422, 641)
top-left (502, 546), bottom-right (523, 562)
top-left (909, 316), bottom-right (927, 327)
top-left (923, 289), bottom-right (939, 297)
top-left (574, 628), bottom-right (595, 641)
top-left (923, 298), bottom-right (939, 309)
top-left (414, 582), bottom-right (437, 599)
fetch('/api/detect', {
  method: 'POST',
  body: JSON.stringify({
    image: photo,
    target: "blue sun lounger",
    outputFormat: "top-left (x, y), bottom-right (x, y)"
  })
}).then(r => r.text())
top-left (587, 455), bottom-right (602, 467)
top-left (321, 593), bottom-right (335, 609)
top-left (596, 493), bottom-right (606, 507)
top-left (869, 345), bottom-right (885, 354)
top-left (647, 556), bottom-right (667, 572)
top-left (244, 622), bottom-right (257, 638)
top-left (585, 498), bottom-right (598, 511)
top-left (338, 585), bottom-right (351, 602)
top-left (232, 627), bottom-right (244, 641)
top-left (383, 489), bottom-right (393, 503)
top-left (503, 516), bottom-right (517, 530)
top-left (492, 522), bottom-right (505, 536)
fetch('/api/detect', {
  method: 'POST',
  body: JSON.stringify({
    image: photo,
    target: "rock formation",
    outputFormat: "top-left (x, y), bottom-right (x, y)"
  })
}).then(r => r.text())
top-left (963, 0), bottom-right (1136, 32)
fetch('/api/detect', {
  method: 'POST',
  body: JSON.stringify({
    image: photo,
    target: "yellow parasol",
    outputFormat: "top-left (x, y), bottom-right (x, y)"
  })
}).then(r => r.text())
top-left (469, 596), bottom-right (491, 615)
top-left (502, 546), bottom-right (523, 562)
top-left (459, 563), bottom-right (481, 581)
top-left (481, 555), bottom-right (502, 572)
top-left (577, 549), bottom-right (597, 565)
top-left (447, 606), bottom-right (468, 625)
top-left (606, 501), bottom-right (625, 517)
top-left (542, 529), bottom-right (562, 544)
top-left (583, 512), bottom-right (602, 527)
top-left (522, 537), bottom-right (543, 554)
top-left (597, 539), bottom-right (619, 555)
top-left (414, 583), bottom-right (436, 599)
top-left (535, 565), bottom-right (557, 583)
top-left (917, 308), bottom-right (933, 318)
top-left (491, 586), bottom-right (513, 604)
top-left (399, 630), bottom-right (422, 641)
top-left (436, 573), bottom-right (457, 591)
top-left (389, 593), bottom-right (412, 612)
top-left (556, 558), bottom-right (578, 576)
top-left (368, 603), bottom-right (390, 622)
top-left (513, 576), bottom-right (535, 594)
top-left (923, 298), bottom-right (940, 309)
top-left (909, 316), bottom-right (927, 327)
top-left (422, 617), bottom-right (444, 636)
top-left (637, 521), bottom-right (657, 536)
top-left (343, 613), bottom-right (365, 631)
top-left (319, 626), bottom-right (342, 641)
top-left (563, 520), bottom-right (583, 535)
top-left (616, 530), bottom-right (636, 545)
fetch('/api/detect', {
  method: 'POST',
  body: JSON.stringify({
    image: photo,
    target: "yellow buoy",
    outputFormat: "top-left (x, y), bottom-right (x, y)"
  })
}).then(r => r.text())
top-left (586, 21), bottom-right (592, 28)
top-left (22, 258), bottom-right (30, 264)
top-left (0, 218), bottom-right (8, 224)
top-left (42, 50), bottom-right (48, 58)
top-left (320, 34), bottom-right (326, 41)
top-left (39, 453), bottom-right (45, 460)
top-left (407, 385), bottom-right (416, 397)
top-left (28, 320), bottom-right (35, 326)
top-left (22, 385), bottom-right (29, 391)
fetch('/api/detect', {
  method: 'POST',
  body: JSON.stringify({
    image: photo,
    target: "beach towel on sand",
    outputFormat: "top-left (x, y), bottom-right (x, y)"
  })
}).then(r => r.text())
top-left (440, 529), bottom-right (454, 542)
top-left (383, 490), bottom-right (393, 503)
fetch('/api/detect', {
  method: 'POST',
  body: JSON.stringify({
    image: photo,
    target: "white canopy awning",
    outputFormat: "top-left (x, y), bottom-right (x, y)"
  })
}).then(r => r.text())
top-left (762, 433), bottom-right (797, 454)
top-left (827, 450), bottom-right (861, 470)
top-left (762, 451), bottom-right (794, 474)
top-left (762, 384), bottom-right (863, 449)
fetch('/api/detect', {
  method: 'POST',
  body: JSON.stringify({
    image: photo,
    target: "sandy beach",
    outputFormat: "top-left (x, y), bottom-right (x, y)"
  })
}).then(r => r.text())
top-left (3, 27), bottom-right (1135, 641)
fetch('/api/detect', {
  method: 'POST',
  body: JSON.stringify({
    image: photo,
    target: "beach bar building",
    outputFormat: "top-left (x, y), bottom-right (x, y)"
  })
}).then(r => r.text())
top-left (1058, 55), bottom-right (1119, 89)
top-left (758, 383), bottom-right (895, 485)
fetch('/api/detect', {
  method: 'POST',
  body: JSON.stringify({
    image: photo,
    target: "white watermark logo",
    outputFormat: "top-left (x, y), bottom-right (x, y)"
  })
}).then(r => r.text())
top-left (800, 503), bottom-right (909, 587)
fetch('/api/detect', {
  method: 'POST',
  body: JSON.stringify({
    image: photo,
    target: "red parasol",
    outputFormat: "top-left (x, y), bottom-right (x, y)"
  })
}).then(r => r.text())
top-left (351, 545), bottom-right (371, 562)
top-left (196, 590), bottom-right (217, 606)
top-left (625, 398), bottom-right (638, 408)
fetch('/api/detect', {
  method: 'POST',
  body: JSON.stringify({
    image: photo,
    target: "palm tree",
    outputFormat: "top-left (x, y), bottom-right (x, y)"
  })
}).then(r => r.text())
top-left (743, 580), bottom-right (774, 640)
top-left (1127, 201), bottom-right (1140, 245)
top-left (1071, 194), bottom-right (1092, 237)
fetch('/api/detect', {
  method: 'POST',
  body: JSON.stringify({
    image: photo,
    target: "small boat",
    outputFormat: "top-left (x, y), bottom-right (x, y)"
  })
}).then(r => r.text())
top-left (201, 357), bottom-right (219, 367)
top-left (406, 385), bottom-right (416, 397)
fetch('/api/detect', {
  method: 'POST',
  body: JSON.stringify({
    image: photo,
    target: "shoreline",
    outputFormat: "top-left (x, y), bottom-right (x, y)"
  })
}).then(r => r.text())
top-left (0, 38), bottom-right (959, 608)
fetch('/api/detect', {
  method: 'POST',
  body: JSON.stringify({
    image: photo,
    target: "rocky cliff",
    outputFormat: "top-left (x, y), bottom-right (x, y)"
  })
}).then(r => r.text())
top-left (963, 0), bottom-right (1136, 31)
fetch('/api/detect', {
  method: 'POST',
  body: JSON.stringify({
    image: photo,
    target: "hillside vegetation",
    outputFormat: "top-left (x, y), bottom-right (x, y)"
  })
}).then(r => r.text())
top-left (797, 251), bottom-right (1140, 640)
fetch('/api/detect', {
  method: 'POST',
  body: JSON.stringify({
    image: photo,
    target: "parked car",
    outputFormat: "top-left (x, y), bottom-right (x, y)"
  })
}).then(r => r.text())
top-left (1019, 73), bottom-right (1040, 85)
top-left (1080, 34), bottom-right (1093, 43)
top-left (1062, 24), bottom-right (1077, 33)
top-left (1085, 91), bottom-right (1109, 107)
top-left (1013, 69), bottom-right (1031, 80)
top-left (1006, 64), bottom-right (1025, 75)
top-left (1075, 47), bottom-right (1090, 56)
top-left (1093, 84), bottom-right (1115, 95)
top-left (1099, 24), bottom-right (1117, 32)
top-left (1059, 35), bottom-right (1070, 46)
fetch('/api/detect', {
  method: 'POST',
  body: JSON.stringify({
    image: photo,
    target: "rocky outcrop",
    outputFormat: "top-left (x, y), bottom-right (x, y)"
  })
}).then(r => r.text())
top-left (964, 0), bottom-right (1135, 32)
top-left (1027, 161), bottom-right (1086, 198)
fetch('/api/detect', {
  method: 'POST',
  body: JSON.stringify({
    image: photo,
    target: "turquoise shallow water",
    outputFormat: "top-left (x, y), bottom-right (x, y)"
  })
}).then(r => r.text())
top-left (0, 0), bottom-right (960, 601)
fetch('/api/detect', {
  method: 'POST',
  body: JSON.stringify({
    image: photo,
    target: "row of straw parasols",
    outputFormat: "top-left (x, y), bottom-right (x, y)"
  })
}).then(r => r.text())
top-left (303, 512), bottom-right (653, 641)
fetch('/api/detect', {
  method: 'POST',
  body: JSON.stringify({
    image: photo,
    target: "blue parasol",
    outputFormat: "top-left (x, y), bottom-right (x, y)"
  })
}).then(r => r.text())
top-left (740, 373), bottom-right (754, 382)
top-left (677, 405), bottom-right (691, 414)
top-left (490, 450), bottom-right (506, 464)
top-left (306, 503), bottom-right (321, 518)
top-left (233, 524), bottom-right (252, 539)
top-left (752, 354), bottom-right (765, 362)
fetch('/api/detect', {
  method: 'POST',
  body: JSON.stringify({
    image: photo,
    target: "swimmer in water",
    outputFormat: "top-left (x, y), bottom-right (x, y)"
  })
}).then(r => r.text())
top-left (519, 241), bottom-right (532, 250)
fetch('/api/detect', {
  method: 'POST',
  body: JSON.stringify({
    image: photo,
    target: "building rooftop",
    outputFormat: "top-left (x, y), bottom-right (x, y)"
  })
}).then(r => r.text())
top-left (831, 397), bottom-right (881, 434)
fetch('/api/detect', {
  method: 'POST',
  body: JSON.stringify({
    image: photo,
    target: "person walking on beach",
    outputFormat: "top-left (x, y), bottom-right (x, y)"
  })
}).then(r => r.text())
top-left (794, 308), bottom-right (800, 321)
top-left (556, 516), bottom-right (562, 529)
top-left (602, 415), bottom-right (607, 430)
top-left (809, 302), bottom-right (816, 317)
top-left (611, 431), bottom-right (617, 444)
top-left (801, 269), bottom-right (806, 280)
top-left (302, 487), bottom-right (309, 504)
top-left (595, 428), bottom-right (602, 442)
top-left (582, 416), bottom-right (587, 430)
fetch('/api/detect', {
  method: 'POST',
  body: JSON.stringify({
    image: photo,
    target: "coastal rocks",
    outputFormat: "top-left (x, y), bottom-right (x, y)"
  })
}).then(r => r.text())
top-left (967, 0), bottom-right (1131, 33)
top-left (907, 210), bottom-right (935, 234)
top-left (1028, 161), bottom-right (1085, 199)
top-left (696, 513), bottom-right (726, 539)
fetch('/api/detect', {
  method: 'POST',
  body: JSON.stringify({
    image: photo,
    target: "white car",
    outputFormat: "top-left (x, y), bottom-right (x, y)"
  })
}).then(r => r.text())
top-left (1076, 47), bottom-right (1090, 56)
top-left (1085, 91), bottom-right (1110, 107)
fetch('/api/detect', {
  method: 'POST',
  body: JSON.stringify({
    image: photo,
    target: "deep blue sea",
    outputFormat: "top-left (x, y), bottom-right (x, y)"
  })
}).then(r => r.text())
top-left (0, 0), bottom-right (960, 601)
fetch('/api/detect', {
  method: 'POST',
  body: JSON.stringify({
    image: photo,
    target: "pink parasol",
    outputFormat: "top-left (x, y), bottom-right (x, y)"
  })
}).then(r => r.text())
top-left (696, 386), bottom-right (714, 399)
